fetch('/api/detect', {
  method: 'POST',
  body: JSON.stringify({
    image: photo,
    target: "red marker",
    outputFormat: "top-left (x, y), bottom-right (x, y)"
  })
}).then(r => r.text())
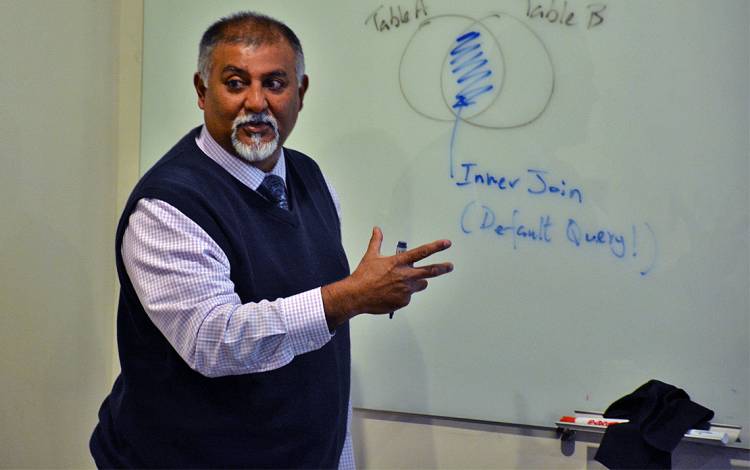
top-left (559, 416), bottom-right (629, 427)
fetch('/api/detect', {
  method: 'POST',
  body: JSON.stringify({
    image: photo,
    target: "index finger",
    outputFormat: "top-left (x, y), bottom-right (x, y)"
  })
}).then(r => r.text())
top-left (398, 239), bottom-right (452, 265)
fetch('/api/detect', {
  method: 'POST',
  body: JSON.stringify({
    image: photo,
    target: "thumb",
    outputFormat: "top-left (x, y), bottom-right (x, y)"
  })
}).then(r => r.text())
top-left (364, 226), bottom-right (383, 258)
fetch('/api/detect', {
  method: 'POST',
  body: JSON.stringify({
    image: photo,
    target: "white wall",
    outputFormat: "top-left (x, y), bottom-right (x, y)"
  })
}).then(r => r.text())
top-left (0, 0), bottom-right (132, 467)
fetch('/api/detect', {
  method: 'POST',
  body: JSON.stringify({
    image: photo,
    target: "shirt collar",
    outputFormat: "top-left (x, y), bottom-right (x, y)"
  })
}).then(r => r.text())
top-left (195, 125), bottom-right (286, 191)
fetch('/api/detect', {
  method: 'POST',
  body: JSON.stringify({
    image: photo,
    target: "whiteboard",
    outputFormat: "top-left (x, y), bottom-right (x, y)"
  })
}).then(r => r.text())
top-left (141, 0), bottom-right (750, 440)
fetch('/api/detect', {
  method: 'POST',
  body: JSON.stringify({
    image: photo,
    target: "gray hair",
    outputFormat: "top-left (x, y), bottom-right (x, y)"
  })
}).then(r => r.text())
top-left (197, 11), bottom-right (305, 86)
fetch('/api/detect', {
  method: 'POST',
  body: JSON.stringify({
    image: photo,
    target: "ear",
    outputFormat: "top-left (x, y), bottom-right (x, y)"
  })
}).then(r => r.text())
top-left (297, 74), bottom-right (309, 112)
top-left (194, 73), bottom-right (207, 110)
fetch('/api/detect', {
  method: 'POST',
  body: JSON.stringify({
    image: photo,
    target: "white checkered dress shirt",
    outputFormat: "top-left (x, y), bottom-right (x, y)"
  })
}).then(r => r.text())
top-left (121, 126), bottom-right (354, 469)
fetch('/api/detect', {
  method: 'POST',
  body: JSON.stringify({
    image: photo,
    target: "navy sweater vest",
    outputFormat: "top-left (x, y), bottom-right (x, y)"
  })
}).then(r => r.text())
top-left (90, 128), bottom-right (351, 469)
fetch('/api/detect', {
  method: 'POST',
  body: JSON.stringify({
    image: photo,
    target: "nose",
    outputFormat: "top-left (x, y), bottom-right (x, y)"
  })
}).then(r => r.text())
top-left (243, 84), bottom-right (268, 113)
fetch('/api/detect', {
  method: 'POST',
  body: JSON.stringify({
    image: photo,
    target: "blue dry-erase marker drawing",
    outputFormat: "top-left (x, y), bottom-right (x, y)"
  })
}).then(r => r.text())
top-left (389, 241), bottom-right (408, 319)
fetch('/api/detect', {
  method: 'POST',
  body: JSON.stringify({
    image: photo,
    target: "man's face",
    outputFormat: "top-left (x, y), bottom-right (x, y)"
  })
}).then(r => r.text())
top-left (195, 39), bottom-right (308, 170)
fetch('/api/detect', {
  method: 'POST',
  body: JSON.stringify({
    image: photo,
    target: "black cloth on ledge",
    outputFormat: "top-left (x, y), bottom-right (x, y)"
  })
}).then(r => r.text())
top-left (594, 379), bottom-right (714, 469)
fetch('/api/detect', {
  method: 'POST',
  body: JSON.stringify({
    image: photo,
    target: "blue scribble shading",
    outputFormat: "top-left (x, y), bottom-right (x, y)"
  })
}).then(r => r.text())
top-left (448, 31), bottom-right (495, 178)
top-left (450, 31), bottom-right (495, 109)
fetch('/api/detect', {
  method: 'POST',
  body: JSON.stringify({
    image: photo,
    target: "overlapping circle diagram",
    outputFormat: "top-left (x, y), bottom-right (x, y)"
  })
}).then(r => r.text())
top-left (399, 13), bottom-right (555, 129)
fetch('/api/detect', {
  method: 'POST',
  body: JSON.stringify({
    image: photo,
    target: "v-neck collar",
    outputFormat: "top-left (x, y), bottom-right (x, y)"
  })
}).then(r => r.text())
top-left (194, 126), bottom-right (297, 226)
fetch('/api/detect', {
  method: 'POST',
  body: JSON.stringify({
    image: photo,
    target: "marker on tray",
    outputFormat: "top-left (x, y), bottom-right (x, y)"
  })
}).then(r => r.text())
top-left (559, 416), bottom-right (730, 444)
top-left (684, 429), bottom-right (730, 444)
top-left (389, 241), bottom-right (408, 319)
top-left (559, 416), bottom-right (629, 427)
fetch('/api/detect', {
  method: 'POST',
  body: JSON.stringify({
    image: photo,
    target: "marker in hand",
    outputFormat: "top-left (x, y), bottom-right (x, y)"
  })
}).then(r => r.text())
top-left (389, 241), bottom-right (408, 319)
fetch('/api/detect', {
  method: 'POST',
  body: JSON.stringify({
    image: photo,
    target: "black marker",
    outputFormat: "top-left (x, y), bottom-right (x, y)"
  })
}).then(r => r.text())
top-left (389, 241), bottom-right (408, 319)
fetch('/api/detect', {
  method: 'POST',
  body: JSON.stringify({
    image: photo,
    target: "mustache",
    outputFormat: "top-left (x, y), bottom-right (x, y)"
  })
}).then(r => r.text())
top-left (233, 112), bottom-right (278, 132)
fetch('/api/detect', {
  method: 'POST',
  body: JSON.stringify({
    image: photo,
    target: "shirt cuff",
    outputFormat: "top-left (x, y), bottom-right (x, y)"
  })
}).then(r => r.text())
top-left (281, 287), bottom-right (334, 356)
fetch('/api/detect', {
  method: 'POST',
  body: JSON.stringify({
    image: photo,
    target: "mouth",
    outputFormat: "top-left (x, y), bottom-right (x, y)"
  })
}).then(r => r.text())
top-left (240, 120), bottom-right (274, 134)
top-left (236, 116), bottom-right (277, 136)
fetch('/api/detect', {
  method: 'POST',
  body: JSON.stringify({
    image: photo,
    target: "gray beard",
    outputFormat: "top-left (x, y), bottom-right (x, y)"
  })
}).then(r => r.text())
top-left (230, 112), bottom-right (279, 163)
top-left (231, 131), bottom-right (278, 162)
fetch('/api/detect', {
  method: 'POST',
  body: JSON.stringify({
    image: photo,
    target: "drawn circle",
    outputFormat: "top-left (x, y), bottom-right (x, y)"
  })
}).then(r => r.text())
top-left (399, 15), bottom-right (483, 122)
top-left (399, 13), bottom-right (555, 129)
top-left (459, 14), bottom-right (554, 128)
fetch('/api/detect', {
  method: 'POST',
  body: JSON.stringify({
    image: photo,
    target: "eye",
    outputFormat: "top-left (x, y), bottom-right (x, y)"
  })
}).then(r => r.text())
top-left (226, 78), bottom-right (246, 91)
top-left (265, 78), bottom-right (287, 91)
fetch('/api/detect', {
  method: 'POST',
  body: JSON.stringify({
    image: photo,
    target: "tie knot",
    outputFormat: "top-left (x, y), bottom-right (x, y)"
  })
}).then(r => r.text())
top-left (259, 174), bottom-right (289, 210)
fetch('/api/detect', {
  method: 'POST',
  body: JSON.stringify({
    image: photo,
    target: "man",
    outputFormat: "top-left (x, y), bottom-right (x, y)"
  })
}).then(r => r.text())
top-left (90, 11), bottom-right (452, 469)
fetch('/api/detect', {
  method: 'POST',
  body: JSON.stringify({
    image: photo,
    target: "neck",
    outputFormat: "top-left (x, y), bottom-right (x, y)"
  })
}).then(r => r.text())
top-left (248, 151), bottom-right (281, 173)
